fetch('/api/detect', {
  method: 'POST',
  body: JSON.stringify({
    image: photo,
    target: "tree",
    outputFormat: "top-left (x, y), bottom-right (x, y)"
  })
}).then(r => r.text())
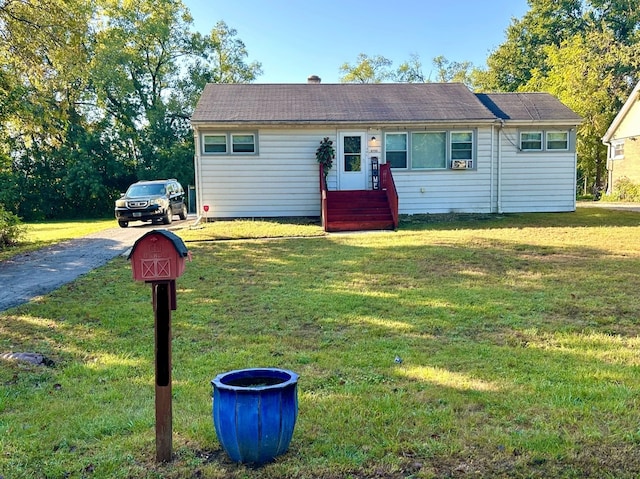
top-left (339, 53), bottom-right (393, 83)
top-left (527, 28), bottom-right (640, 193)
top-left (0, 0), bottom-right (263, 219)
top-left (431, 56), bottom-right (474, 86)
top-left (474, 0), bottom-right (640, 194)
top-left (474, 0), bottom-right (586, 92)
top-left (395, 53), bottom-right (427, 83)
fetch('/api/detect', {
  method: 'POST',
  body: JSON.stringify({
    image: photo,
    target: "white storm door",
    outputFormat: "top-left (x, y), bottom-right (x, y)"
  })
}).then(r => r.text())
top-left (338, 132), bottom-right (367, 190)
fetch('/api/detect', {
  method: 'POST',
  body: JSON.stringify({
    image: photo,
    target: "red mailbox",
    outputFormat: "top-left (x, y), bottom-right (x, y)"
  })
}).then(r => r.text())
top-left (129, 230), bottom-right (189, 282)
top-left (128, 229), bottom-right (190, 463)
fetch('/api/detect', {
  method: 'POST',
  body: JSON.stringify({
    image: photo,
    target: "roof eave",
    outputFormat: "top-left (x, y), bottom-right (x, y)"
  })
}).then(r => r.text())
top-left (191, 118), bottom-right (499, 128)
top-left (602, 81), bottom-right (640, 143)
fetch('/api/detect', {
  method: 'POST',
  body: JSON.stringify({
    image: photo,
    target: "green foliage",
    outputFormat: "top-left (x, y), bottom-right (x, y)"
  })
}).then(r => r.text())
top-left (0, 204), bottom-right (25, 247)
top-left (608, 177), bottom-right (640, 202)
top-left (0, 0), bottom-right (262, 220)
top-left (339, 53), bottom-right (393, 83)
top-left (315, 137), bottom-right (335, 179)
top-left (474, 0), bottom-right (640, 193)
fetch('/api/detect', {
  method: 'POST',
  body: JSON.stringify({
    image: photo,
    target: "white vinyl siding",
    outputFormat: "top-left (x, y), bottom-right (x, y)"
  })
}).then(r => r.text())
top-left (197, 129), bottom-right (332, 218)
top-left (393, 127), bottom-right (492, 214)
top-left (500, 127), bottom-right (576, 213)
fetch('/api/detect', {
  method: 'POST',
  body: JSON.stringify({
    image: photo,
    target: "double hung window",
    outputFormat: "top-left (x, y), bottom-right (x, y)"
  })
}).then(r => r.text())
top-left (520, 130), bottom-right (570, 151)
top-left (202, 132), bottom-right (257, 155)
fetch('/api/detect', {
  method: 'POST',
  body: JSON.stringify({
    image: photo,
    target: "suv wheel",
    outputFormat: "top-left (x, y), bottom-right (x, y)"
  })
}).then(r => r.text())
top-left (163, 210), bottom-right (172, 225)
top-left (179, 203), bottom-right (187, 220)
top-left (118, 220), bottom-right (129, 228)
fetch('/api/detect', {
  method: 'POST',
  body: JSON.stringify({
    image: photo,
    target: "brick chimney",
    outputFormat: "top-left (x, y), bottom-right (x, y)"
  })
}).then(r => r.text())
top-left (307, 75), bottom-right (321, 84)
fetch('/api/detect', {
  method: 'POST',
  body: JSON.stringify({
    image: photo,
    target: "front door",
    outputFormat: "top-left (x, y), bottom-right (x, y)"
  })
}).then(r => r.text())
top-left (338, 132), bottom-right (367, 190)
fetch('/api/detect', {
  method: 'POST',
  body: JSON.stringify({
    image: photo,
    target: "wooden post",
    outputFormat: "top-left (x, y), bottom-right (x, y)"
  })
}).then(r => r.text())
top-left (153, 281), bottom-right (173, 462)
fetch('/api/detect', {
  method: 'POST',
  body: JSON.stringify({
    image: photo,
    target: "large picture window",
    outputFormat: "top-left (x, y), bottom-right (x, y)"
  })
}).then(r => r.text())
top-left (411, 132), bottom-right (446, 169)
top-left (385, 130), bottom-right (474, 170)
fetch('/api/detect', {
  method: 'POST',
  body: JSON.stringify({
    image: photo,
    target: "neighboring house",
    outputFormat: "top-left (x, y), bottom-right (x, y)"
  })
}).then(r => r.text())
top-left (602, 81), bottom-right (640, 194)
top-left (191, 80), bottom-right (581, 230)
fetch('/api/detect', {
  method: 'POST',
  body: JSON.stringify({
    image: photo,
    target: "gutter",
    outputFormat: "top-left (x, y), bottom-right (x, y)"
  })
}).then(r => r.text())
top-left (497, 119), bottom-right (504, 214)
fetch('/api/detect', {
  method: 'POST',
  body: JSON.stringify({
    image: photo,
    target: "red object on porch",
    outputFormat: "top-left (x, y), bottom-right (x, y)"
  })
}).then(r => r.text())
top-left (320, 164), bottom-right (399, 232)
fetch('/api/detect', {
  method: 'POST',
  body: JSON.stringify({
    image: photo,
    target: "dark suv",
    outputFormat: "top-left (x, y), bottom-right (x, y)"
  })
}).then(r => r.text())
top-left (115, 179), bottom-right (187, 228)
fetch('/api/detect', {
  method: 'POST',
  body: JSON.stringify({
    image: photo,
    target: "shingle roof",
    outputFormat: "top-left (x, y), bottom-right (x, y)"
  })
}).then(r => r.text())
top-left (191, 83), bottom-right (581, 125)
top-left (191, 83), bottom-right (497, 124)
top-left (475, 93), bottom-right (582, 122)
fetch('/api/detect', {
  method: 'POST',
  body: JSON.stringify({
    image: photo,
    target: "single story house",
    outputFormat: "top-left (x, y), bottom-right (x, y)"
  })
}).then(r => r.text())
top-left (191, 80), bottom-right (581, 230)
top-left (602, 81), bottom-right (640, 194)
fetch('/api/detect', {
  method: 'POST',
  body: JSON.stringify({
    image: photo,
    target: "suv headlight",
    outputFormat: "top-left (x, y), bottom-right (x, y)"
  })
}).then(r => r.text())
top-left (151, 198), bottom-right (168, 207)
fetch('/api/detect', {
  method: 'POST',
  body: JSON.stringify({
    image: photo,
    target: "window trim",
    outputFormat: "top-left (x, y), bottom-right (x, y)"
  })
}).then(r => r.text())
top-left (231, 132), bottom-right (257, 154)
top-left (611, 140), bottom-right (624, 160)
top-left (520, 131), bottom-right (544, 151)
top-left (546, 131), bottom-right (569, 151)
top-left (202, 134), bottom-right (228, 154)
top-left (384, 129), bottom-right (475, 171)
top-left (201, 131), bottom-right (259, 155)
top-left (384, 132), bottom-right (408, 170)
top-left (518, 129), bottom-right (574, 153)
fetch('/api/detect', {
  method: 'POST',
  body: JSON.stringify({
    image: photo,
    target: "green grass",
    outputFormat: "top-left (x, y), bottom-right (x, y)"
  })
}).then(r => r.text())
top-left (180, 217), bottom-right (325, 242)
top-left (0, 219), bottom-right (116, 261)
top-left (2, 208), bottom-right (640, 478)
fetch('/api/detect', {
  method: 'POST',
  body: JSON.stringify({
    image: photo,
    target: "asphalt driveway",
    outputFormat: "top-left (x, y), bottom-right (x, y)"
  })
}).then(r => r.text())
top-left (0, 220), bottom-right (191, 312)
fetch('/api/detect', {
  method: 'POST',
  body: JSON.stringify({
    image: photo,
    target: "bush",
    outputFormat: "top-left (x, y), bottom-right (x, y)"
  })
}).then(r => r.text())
top-left (0, 204), bottom-right (25, 248)
top-left (607, 177), bottom-right (640, 202)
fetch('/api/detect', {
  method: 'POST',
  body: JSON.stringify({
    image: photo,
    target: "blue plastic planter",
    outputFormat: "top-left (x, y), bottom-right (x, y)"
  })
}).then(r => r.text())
top-left (211, 368), bottom-right (299, 464)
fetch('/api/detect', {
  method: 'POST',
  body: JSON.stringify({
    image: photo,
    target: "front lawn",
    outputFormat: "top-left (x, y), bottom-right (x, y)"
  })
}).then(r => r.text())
top-left (2, 209), bottom-right (640, 478)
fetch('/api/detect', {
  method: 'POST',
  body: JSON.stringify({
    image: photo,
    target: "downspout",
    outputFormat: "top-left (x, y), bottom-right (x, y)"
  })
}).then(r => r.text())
top-left (490, 124), bottom-right (495, 213)
top-left (602, 139), bottom-right (612, 195)
top-left (497, 120), bottom-right (504, 214)
top-left (192, 129), bottom-right (204, 227)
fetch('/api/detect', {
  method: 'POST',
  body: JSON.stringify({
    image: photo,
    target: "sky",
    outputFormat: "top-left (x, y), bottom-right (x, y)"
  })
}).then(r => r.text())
top-left (183, 0), bottom-right (531, 84)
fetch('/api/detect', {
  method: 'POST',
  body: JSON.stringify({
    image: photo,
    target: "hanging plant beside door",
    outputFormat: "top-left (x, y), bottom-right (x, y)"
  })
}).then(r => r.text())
top-left (316, 137), bottom-right (335, 181)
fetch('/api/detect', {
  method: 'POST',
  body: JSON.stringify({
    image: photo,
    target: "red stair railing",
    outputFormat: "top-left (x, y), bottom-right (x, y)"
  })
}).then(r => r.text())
top-left (380, 163), bottom-right (399, 229)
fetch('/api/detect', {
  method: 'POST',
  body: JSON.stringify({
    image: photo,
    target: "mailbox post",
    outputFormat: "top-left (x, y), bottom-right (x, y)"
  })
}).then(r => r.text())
top-left (129, 230), bottom-right (190, 462)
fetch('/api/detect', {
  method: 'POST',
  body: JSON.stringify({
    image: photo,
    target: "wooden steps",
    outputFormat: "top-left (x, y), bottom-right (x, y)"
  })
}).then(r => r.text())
top-left (324, 190), bottom-right (395, 232)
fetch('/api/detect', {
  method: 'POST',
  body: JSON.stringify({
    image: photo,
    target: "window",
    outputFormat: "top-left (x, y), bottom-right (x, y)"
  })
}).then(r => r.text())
top-left (547, 131), bottom-right (569, 150)
top-left (343, 135), bottom-right (362, 172)
top-left (411, 132), bottom-right (446, 169)
top-left (385, 130), bottom-right (475, 170)
top-left (451, 132), bottom-right (473, 160)
top-left (520, 132), bottom-right (543, 151)
top-left (612, 141), bottom-right (624, 160)
top-left (385, 133), bottom-right (407, 169)
top-left (203, 134), bottom-right (227, 153)
top-left (202, 132), bottom-right (258, 155)
top-left (231, 134), bottom-right (255, 153)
